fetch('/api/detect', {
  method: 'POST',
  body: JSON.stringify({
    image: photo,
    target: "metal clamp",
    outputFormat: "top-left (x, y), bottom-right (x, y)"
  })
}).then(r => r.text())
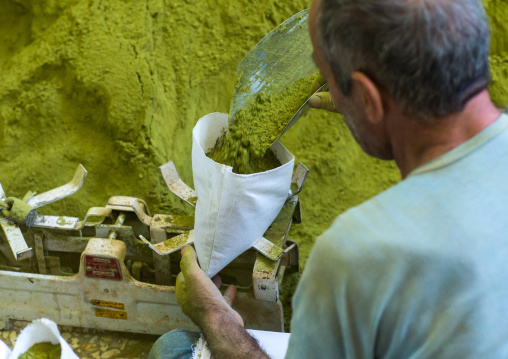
top-left (289, 162), bottom-right (309, 197)
top-left (159, 161), bottom-right (197, 208)
top-left (139, 231), bottom-right (194, 256)
top-left (107, 196), bottom-right (152, 225)
top-left (0, 197), bottom-right (38, 227)
top-left (27, 164), bottom-right (87, 209)
top-left (253, 237), bottom-right (296, 261)
top-left (0, 164), bottom-right (86, 262)
top-left (0, 221), bottom-right (32, 261)
top-left (31, 207), bottom-right (113, 230)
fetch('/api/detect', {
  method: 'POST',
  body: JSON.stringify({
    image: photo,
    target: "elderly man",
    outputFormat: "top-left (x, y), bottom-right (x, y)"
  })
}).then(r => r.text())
top-left (150, 0), bottom-right (508, 357)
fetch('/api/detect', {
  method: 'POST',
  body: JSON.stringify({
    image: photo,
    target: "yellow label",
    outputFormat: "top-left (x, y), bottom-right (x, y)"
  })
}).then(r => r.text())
top-left (95, 308), bottom-right (128, 319)
top-left (92, 299), bottom-right (125, 310)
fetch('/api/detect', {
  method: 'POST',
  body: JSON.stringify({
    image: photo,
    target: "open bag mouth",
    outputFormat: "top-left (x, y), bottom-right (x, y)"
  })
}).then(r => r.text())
top-left (193, 112), bottom-right (295, 176)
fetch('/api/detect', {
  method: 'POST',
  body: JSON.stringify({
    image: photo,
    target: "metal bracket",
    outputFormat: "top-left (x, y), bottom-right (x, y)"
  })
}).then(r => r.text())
top-left (0, 165), bottom-right (86, 262)
top-left (27, 164), bottom-right (87, 209)
top-left (253, 237), bottom-right (296, 261)
top-left (139, 231), bottom-right (194, 256)
top-left (159, 161), bottom-right (197, 208)
top-left (140, 232), bottom-right (293, 261)
top-left (289, 162), bottom-right (309, 197)
top-left (280, 239), bottom-right (299, 275)
top-left (75, 207), bottom-right (113, 229)
top-left (292, 197), bottom-right (302, 224)
top-left (107, 196), bottom-right (152, 225)
top-left (151, 214), bottom-right (194, 234)
top-left (0, 183), bottom-right (5, 202)
top-left (0, 221), bottom-right (32, 261)
top-left (32, 207), bottom-right (113, 230)
top-left (32, 215), bottom-right (80, 230)
top-left (33, 232), bottom-right (47, 274)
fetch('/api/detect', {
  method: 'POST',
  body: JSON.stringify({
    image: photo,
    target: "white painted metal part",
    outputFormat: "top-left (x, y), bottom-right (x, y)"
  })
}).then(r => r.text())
top-left (159, 161), bottom-right (197, 208)
top-left (27, 164), bottom-right (87, 209)
top-left (0, 221), bottom-right (32, 261)
top-left (289, 162), bottom-right (309, 197)
top-left (139, 231), bottom-right (194, 256)
top-left (0, 161), bottom-right (299, 334)
top-left (253, 237), bottom-right (296, 261)
top-left (0, 238), bottom-right (284, 334)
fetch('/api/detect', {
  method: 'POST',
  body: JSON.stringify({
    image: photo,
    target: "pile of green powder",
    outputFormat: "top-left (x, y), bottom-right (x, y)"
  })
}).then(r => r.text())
top-left (207, 73), bottom-right (322, 174)
top-left (19, 342), bottom-right (61, 359)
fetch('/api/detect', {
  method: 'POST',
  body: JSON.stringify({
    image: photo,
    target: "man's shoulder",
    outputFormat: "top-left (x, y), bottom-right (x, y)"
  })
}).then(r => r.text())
top-left (323, 171), bottom-right (506, 262)
top-left (322, 178), bottom-right (428, 247)
top-left (328, 113), bottom-right (508, 246)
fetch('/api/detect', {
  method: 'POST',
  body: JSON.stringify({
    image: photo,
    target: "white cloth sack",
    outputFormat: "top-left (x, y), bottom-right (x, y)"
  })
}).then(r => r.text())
top-left (0, 340), bottom-right (10, 359)
top-left (8, 318), bottom-right (79, 359)
top-left (192, 113), bottom-right (295, 277)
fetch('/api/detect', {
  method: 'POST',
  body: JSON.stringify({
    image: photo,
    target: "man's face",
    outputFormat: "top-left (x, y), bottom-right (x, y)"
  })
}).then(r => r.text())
top-left (308, 0), bottom-right (392, 160)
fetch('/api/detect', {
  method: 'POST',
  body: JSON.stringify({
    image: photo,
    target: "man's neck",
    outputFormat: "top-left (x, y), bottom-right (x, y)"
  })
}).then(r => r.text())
top-left (388, 90), bottom-right (501, 178)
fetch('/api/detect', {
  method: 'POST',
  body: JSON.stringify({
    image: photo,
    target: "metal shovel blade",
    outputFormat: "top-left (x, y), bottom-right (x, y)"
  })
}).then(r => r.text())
top-left (230, 8), bottom-right (321, 138)
top-left (272, 82), bottom-right (328, 144)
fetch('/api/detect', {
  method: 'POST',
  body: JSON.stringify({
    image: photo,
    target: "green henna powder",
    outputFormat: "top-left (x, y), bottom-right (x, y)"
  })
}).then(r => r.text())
top-left (0, 0), bottom-right (505, 264)
top-left (0, 0), bottom-right (507, 333)
top-left (18, 342), bottom-right (61, 359)
top-left (208, 73), bottom-right (322, 174)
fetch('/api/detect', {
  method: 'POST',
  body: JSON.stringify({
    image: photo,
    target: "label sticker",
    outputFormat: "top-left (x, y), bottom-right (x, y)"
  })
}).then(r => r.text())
top-left (95, 308), bottom-right (127, 320)
top-left (85, 255), bottom-right (122, 280)
top-left (92, 299), bottom-right (125, 310)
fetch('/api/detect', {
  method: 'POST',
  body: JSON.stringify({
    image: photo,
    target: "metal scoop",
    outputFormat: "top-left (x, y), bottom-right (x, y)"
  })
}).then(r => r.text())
top-left (229, 9), bottom-right (326, 145)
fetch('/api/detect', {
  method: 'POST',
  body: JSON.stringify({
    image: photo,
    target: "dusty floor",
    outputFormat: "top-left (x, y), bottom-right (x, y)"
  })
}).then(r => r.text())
top-left (1, 320), bottom-right (157, 358)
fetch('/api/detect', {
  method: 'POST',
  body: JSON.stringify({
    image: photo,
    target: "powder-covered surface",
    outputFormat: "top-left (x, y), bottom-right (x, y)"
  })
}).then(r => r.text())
top-left (0, 0), bottom-right (507, 338)
top-left (484, 0), bottom-right (508, 108)
top-left (0, 0), bottom-right (312, 218)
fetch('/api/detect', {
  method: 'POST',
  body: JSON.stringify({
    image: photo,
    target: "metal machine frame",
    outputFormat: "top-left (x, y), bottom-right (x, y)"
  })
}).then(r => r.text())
top-left (0, 162), bottom-right (306, 334)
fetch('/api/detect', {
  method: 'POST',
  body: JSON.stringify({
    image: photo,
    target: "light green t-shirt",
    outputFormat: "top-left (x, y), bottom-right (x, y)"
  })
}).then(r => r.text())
top-left (287, 114), bottom-right (508, 358)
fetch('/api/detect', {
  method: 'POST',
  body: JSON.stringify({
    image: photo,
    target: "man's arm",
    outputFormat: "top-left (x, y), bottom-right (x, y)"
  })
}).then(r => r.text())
top-left (176, 246), bottom-right (270, 359)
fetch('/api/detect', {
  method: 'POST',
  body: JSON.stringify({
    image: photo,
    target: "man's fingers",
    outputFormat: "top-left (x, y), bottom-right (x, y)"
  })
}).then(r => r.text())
top-left (181, 245), bottom-right (196, 257)
top-left (175, 272), bottom-right (185, 305)
top-left (309, 91), bottom-right (339, 113)
top-left (180, 246), bottom-right (200, 274)
top-left (223, 284), bottom-right (237, 306)
top-left (175, 272), bottom-right (185, 290)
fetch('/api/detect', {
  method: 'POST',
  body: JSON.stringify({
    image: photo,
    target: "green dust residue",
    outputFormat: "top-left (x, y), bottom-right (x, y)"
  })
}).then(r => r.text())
top-left (207, 74), bottom-right (321, 174)
top-left (187, 196), bottom-right (198, 206)
top-left (2, 0), bottom-right (504, 264)
top-left (484, 0), bottom-right (508, 108)
top-left (18, 342), bottom-right (61, 359)
top-left (0, 0), bottom-right (310, 218)
top-left (164, 215), bottom-right (194, 228)
top-left (0, 0), bottom-right (507, 332)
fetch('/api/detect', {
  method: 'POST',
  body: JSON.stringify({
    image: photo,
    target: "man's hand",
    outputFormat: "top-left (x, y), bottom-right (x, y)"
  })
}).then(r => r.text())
top-left (176, 246), bottom-right (269, 358)
top-left (176, 246), bottom-right (243, 328)
top-left (309, 91), bottom-right (340, 113)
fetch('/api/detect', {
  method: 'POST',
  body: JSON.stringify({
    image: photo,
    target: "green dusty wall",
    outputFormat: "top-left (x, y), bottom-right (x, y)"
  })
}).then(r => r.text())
top-left (0, 0), bottom-right (506, 270)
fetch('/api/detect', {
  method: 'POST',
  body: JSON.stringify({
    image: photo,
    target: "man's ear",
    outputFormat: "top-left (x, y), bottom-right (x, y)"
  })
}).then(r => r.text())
top-left (351, 71), bottom-right (384, 124)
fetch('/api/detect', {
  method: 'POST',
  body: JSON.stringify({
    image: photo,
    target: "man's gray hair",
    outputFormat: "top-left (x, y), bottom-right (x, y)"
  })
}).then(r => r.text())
top-left (318, 0), bottom-right (491, 121)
